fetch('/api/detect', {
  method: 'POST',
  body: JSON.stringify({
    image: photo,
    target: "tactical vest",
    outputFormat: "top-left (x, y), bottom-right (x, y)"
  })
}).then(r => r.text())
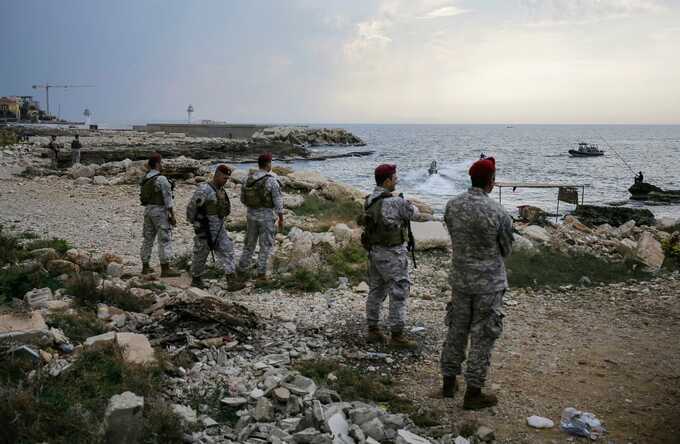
top-left (359, 192), bottom-right (406, 249)
top-left (205, 183), bottom-right (231, 218)
top-left (139, 174), bottom-right (164, 206)
top-left (242, 174), bottom-right (274, 208)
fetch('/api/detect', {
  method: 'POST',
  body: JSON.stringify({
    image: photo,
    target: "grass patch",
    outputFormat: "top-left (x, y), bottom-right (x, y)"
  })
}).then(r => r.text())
top-left (67, 273), bottom-right (154, 312)
top-left (47, 311), bottom-right (107, 343)
top-left (293, 195), bottom-right (362, 231)
top-left (269, 243), bottom-right (368, 292)
top-left (0, 343), bottom-right (181, 444)
top-left (296, 359), bottom-right (440, 428)
top-left (24, 238), bottom-right (72, 255)
top-left (0, 268), bottom-right (62, 305)
top-left (0, 129), bottom-right (18, 147)
top-left (506, 248), bottom-right (651, 288)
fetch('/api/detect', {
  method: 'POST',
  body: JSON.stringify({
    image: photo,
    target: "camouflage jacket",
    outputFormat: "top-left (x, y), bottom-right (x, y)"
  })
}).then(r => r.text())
top-left (241, 170), bottom-right (284, 220)
top-left (444, 187), bottom-right (513, 294)
top-left (365, 186), bottom-right (419, 255)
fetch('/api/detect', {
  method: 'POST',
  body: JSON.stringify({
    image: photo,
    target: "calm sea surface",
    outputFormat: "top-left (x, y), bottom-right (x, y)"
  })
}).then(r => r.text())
top-left (273, 124), bottom-right (680, 219)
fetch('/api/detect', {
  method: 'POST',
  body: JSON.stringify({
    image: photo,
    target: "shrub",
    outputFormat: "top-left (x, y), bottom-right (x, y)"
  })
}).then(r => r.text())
top-left (0, 268), bottom-right (62, 305)
top-left (506, 248), bottom-right (651, 288)
top-left (0, 343), bottom-right (176, 444)
top-left (47, 311), bottom-right (107, 343)
top-left (294, 195), bottom-right (362, 230)
top-left (0, 228), bottom-right (21, 266)
top-left (0, 129), bottom-right (17, 147)
top-left (67, 273), bottom-right (153, 312)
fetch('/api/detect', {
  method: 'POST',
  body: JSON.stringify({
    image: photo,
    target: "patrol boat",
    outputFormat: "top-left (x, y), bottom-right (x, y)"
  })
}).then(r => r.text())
top-left (569, 142), bottom-right (605, 157)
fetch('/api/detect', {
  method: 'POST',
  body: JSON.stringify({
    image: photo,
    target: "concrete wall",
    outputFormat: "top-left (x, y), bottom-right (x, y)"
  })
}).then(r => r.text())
top-left (132, 123), bottom-right (267, 139)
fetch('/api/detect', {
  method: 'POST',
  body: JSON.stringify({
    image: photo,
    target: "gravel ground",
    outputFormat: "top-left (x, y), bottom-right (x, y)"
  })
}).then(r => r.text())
top-left (1, 155), bottom-right (679, 443)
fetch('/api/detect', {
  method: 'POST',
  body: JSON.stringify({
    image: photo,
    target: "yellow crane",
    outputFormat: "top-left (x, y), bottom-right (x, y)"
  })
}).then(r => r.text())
top-left (31, 83), bottom-right (95, 117)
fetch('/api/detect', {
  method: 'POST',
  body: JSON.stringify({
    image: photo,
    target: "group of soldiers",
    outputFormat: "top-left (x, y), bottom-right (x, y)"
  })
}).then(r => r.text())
top-left (139, 152), bottom-right (282, 291)
top-left (140, 152), bottom-right (512, 411)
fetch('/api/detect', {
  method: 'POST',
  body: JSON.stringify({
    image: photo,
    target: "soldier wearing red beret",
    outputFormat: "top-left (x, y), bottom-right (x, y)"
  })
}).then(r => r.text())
top-left (186, 164), bottom-right (245, 291)
top-left (440, 155), bottom-right (514, 409)
top-left (359, 163), bottom-right (427, 349)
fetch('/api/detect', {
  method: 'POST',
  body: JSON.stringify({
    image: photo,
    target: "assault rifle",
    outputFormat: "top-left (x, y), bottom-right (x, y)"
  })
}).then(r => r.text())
top-left (399, 193), bottom-right (417, 269)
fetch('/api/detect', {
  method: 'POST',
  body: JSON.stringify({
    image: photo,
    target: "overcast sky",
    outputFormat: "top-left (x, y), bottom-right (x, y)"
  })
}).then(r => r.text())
top-left (2, 0), bottom-right (679, 124)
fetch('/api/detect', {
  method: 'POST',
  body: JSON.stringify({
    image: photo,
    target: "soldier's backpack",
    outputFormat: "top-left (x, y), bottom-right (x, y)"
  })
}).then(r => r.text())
top-left (241, 174), bottom-right (274, 208)
top-left (357, 192), bottom-right (405, 250)
top-left (139, 173), bottom-right (162, 206)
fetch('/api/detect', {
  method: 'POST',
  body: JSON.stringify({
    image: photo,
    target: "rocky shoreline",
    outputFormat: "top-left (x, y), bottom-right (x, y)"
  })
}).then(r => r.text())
top-left (1, 132), bottom-right (680, 443)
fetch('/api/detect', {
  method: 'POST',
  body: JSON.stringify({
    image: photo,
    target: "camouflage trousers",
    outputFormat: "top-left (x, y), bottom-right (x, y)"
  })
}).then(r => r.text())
top-left (440, 290), bottom-right (505, 388)
top-left (49, 150), bottom-right (58, 169)
top-left (71, 149), bottom-right (80, 165)
top-left (238, 217), bottom-right (276, 275)
top-left (191, 227), bottom-right (236, 277)
top-left (140, 206), bottom-right (173, 265)
top-left (366, 248), bottom-right (411, 332)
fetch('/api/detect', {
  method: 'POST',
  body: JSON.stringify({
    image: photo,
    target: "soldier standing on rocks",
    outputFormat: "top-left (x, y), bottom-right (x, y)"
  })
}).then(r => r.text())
top-left (360, 164), bottom-right (423, 349)
top-left (139, 152), bottom-right (181, 277)
top-left (186, 164), bottom-right (246, 291)
top-left (237, 152), bottom-right (284, 283)
top-left (71, 134), bottom-right (82, 165)
top-left (47, 135), bottom-right (59, 169)
top-left (440, 156), bottom-right (514, 409)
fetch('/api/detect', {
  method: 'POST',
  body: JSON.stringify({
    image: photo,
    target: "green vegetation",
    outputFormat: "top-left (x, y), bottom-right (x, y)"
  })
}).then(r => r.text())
top-left (269, 243), bottom-right (368, 292)
top-left (24, 238), bottom-right (73, 255)
top-left (67, 272), bottom-right (154, 312)
top-left (296, 359), bottom-right (441, 428)
top-left (271, 165), bottom-right (293, 176)
top-left (0, 343), bottom-right (182, 444)
top-left (294, 195), bottom-right (363, 231)
top-left (0, 268), bottom-right (62, 305)
top-left (47, 311), bottom-right (107, 343)
top-left (0, 129), bottom-right (18, 147)
top-left (506, 248), bottom-right (651, 288)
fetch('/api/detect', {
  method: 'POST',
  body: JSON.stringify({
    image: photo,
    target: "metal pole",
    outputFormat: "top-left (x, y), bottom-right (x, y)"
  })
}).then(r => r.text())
top-left (45, 85), bottom-right (50, 116)
top-left (556, 192), bottom-right (560, 224)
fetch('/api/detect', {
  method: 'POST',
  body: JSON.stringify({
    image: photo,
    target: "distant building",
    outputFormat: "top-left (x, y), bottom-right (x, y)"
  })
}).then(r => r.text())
top-left (0, 96), bottom-right (44, 122)
top-left (0, 97), bottom-right (20, 121)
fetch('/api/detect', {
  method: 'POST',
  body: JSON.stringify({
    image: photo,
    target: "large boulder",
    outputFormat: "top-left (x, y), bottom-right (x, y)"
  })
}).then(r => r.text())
top-left (0, 311), bottom-right (49, 344)
top-left (46, 259), bottom-right (79, 275)
top-left (284, 193), bottom-right (305, 209)
top-left (287, 171), bottom-right (326, 191)
top-left (520, 225), bottom-right (551, 243)
top-left (116, 333), bottom-right (156, 365)
top-left (332, 223), bottom-right (353, 245)
top-left (635, 232), bottom-right (665, 272)
top-left (104, 392), bottom-right (144, 444)
top-left (69, 163), bottom-right (96, 179)
top-left (411, 221), bottom-right (450, 250)
top-left (320, 182), bottom-right (364, 202)
top-left (573, 205), bottom-right (655, 228)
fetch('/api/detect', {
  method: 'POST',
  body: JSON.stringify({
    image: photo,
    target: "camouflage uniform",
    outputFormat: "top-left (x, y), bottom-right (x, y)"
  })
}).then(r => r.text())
top-left (365, 186), bottom-right (419, 333)
top-left (186, 182), bottom-right (236, 276)
top-left (48, 140), bottom-right (59, 169)
top-left (140, 169), bottom-right (175, 265)
top-left (71, 139), bottom-right (82, 165)
top-left (237, 170), bottom-right (283, 275)
top-left (441, 187), bottom-right (513, 388)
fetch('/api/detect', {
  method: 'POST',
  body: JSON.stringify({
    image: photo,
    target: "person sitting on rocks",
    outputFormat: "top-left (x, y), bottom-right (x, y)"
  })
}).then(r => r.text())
top-left (139, 152), bottom-right (181, 277)
top-left (441, 155), bottom-right (514, 409)
top-left (186, 164), bottom-right (245, 291)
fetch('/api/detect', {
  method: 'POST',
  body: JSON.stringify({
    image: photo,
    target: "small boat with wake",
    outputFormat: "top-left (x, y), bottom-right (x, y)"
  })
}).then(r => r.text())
top-left (569, 142), bottom-right (604, 157)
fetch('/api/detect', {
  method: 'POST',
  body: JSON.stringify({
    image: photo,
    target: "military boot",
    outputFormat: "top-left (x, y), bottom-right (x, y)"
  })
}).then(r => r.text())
top-left (191, 276), bottom-right (207, 289)
top-left (442, 376), bottom-right (458, 398)
top-left (141, 263), bottom-right (154, 275)
top-left (367, 326), bottom-right (387, 344)
top-left (463, 386), bottom-right (498, 410)
top-left (389, 330), bottom-right (417, 350)
top-left (160, 263), bottom-right (181, 278)
top-left (225, 273), bottom-right (246, 291)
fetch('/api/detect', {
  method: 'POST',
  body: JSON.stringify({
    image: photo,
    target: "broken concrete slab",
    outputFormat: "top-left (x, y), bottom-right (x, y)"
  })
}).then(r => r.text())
top-left (0, 311), bottom-right (49, 344)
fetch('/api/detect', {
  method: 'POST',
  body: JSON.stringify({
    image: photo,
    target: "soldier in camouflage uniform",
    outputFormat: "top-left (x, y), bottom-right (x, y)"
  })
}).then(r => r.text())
top-left (139, 153), bottom-right (181, 277)
top-left (237, 152), bottom-right (284, 283)
top-left (441, 156), bottom-right (513, 410)
top-left (48, 135), bottom-right (60, 169)
top-left (360, 164), bottom-right (428, 349)
top-left (186, 164), bottom-right (245, 291)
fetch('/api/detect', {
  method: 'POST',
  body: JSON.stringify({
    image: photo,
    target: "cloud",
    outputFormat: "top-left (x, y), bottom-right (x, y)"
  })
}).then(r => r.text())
top-left (343, 19), bottom-right (393, 59)
top-left (522, 0), bottom-right (666, 26)
top-left (419, 5), bottom-right (468, 19)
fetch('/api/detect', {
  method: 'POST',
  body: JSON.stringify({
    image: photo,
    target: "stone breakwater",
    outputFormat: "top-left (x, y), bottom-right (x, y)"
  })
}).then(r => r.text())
top-left (252, 127), bottom-right (366, 147)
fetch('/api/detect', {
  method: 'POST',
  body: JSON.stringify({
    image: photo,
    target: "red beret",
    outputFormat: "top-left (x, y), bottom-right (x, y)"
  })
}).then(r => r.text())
top-left (150, 152), bottom-right (162, 161)
top-left (469, 157), bottom-right (496, 180)
top-left (375, 163), bottom-right (396, 177)
top-left (216, 164), bottom-right (232, 175)
top-left (258, 152), bottom-right (272, 163)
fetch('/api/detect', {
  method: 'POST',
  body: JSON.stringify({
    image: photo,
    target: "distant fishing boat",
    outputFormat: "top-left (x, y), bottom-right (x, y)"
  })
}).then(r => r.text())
top-left (569, 142), bottom-right (604, 157)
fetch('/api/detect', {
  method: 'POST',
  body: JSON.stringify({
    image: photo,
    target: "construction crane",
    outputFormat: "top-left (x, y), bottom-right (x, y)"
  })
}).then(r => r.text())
top-left (31, 83), bottom-right (94, 117)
